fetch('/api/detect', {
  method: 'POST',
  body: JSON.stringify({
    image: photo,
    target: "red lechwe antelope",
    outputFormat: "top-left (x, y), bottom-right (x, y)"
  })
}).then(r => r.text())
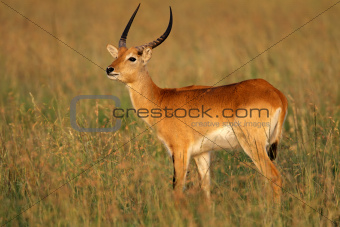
top-left (106, 4), bottom-right (288, 202)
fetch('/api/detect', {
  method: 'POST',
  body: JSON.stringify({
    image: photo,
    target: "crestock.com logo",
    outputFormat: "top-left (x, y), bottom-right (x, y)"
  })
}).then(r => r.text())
top-left (70, 95), bottom-right (270, 132)
top-left (70, 95), bottom-right (122, 132)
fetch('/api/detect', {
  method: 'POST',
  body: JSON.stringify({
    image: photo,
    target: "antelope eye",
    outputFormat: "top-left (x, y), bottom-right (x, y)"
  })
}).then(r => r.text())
top-left (128, 57), bottom-right (136, 62)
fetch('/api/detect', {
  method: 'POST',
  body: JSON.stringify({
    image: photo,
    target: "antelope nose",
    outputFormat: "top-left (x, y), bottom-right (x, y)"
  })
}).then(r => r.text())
top-left (106, 67), bottom-right (114, 75)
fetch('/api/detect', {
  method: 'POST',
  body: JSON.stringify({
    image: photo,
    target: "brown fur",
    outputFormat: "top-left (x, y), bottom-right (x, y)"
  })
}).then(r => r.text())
top-left (106, 45), bottom-right (288, 202)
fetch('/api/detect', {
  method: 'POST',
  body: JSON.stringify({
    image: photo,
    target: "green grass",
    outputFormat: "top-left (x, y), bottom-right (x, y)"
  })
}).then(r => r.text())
top-left (0, 0), bottom-right (340, 225)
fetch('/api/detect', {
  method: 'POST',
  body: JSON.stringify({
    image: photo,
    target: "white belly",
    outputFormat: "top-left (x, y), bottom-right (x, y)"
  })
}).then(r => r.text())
top-left (189, 126), bottom-right (239, 156)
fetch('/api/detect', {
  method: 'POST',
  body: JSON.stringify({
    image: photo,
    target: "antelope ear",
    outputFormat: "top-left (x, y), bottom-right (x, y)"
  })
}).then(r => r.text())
top-left (107, 44), bottom-right (118, 58)
top-left (141, 47), bottom-right (152, 65)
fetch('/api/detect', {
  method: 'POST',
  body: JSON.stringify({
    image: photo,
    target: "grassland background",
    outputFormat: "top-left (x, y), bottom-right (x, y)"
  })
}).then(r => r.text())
top-left (0, 0), bottom-right (339, 226)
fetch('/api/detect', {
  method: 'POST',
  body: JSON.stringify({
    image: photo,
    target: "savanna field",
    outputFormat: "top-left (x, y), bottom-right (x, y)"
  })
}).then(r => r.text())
top-left (0, 0), bottom-right (339, 225)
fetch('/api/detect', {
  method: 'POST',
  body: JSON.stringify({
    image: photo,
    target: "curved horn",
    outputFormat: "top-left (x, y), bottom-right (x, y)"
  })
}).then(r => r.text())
top-left (135, 7), bottom-right (173, 53)
top-left (119, 4), bottom-right (141, 48)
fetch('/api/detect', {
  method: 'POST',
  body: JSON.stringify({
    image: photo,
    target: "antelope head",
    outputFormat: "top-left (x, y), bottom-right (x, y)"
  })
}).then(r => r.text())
top-left (106, 4), bottom-right (173, 84)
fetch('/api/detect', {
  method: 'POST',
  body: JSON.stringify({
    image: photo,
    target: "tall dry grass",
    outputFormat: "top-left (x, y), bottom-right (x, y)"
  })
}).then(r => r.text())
top-left (0, 0), bottom-right (339, 225)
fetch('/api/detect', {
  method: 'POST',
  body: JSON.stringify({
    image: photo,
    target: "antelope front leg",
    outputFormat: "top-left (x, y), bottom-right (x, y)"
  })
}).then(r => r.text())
top-left (172, 149), bottom-right (190, 198)
top-left (194, 152), bottom-right (211, 200)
